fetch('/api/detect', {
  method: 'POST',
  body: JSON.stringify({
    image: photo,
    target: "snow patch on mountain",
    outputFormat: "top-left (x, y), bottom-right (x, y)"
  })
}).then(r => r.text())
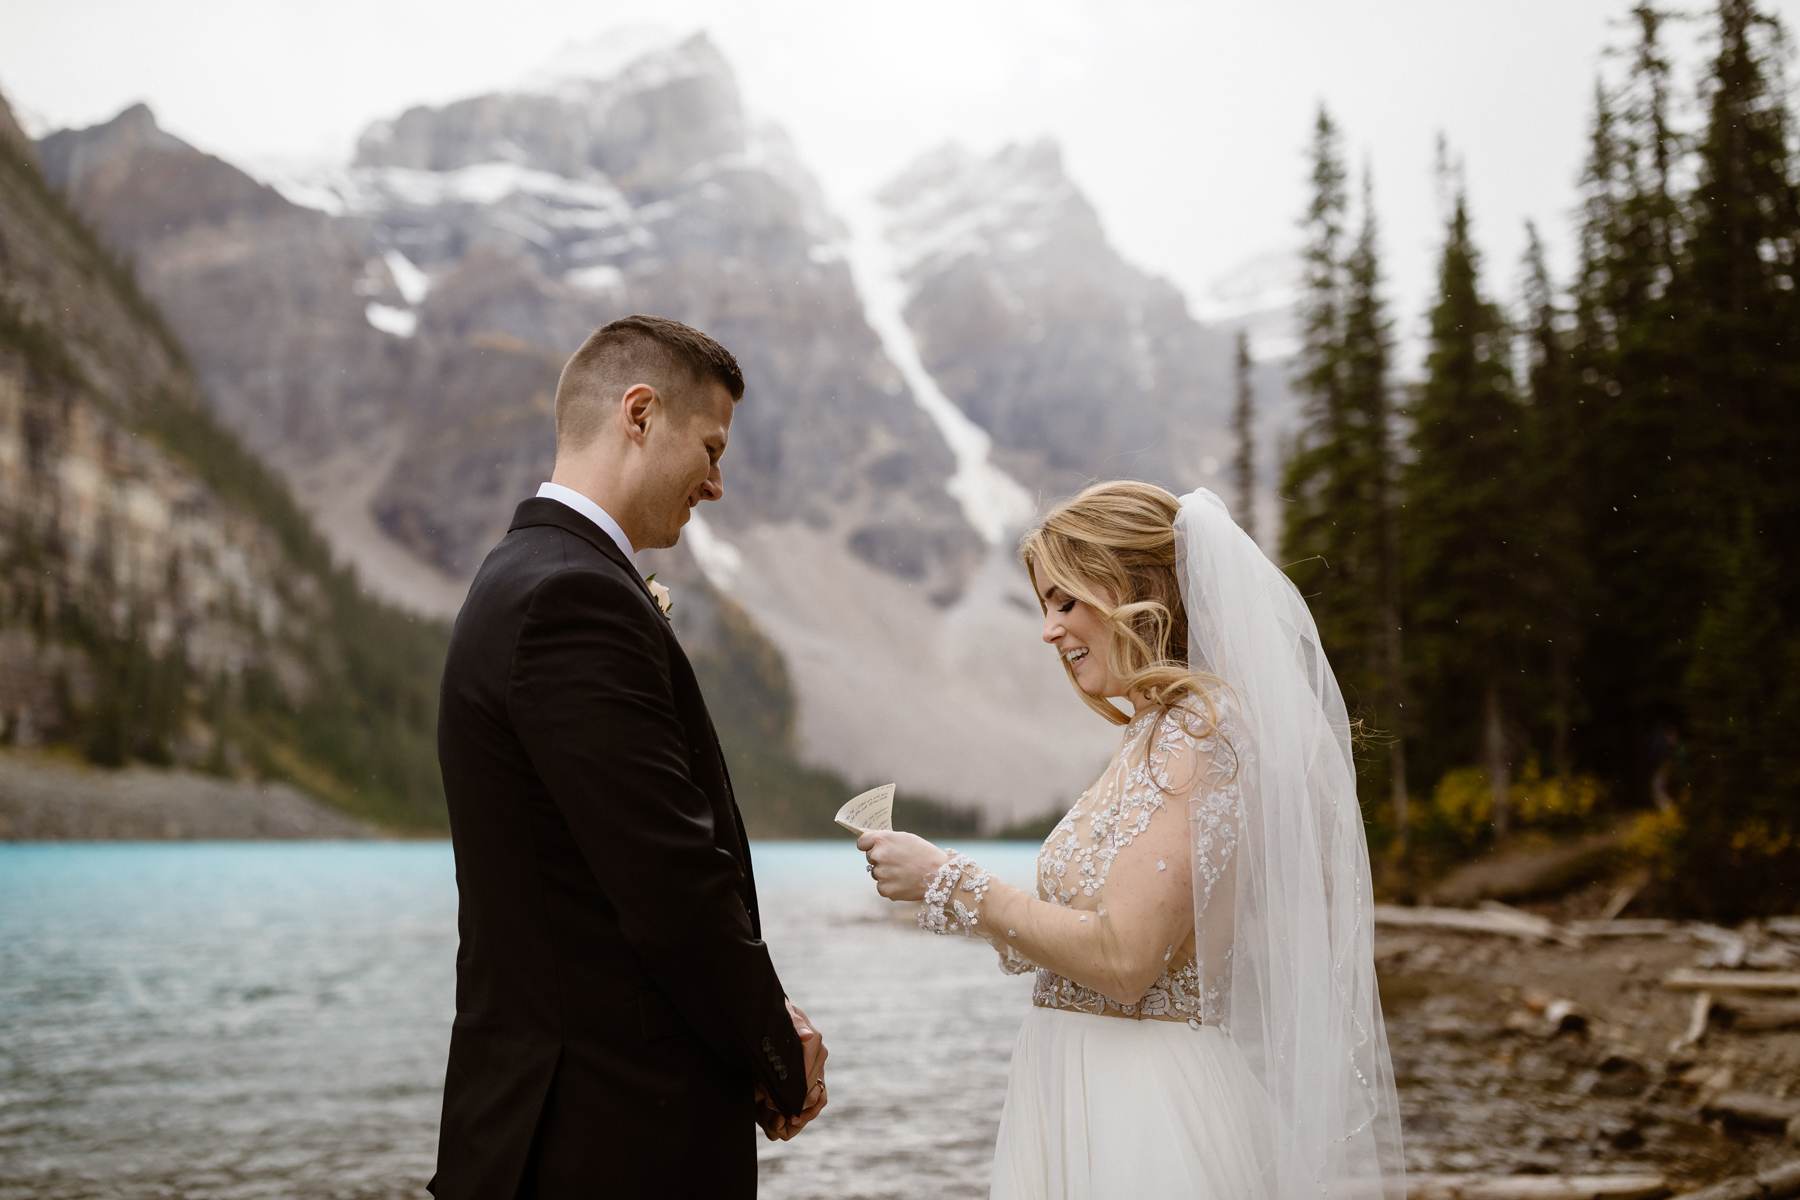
top-left (683, 512), bottom-right (743, 589)
top-left (364, 303), bottom-right (416, 338)
top-left (565, 264), bottom-right (624, 292)
top-left (367, 163), bottom-right (632, 213)
top-left (253, 159), bottom-right (643, 227)
top-left (840, 195), bottom-right (1036, 546)
top-left (246, 157), bottom-right (351, 215)
top-left (382, 249), bottom-right (431, 305)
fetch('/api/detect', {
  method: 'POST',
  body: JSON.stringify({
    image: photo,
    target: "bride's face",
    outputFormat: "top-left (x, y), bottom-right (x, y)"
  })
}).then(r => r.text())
top-left (1037, 579), bottom-right (1123, 699)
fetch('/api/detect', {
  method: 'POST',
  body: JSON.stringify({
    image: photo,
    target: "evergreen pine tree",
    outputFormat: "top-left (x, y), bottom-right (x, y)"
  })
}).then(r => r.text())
top-left (1232, 330), bottom-right (1257, 543)
top-left (1580, 6), bottom-right (1701, 795)
top-left (1671, 0), bottom-right (1800, 916)
top-left (1404, 163), bottom-right (1528, 837)
top-left (1278, 110), bottom-right (1404, 836)
top-left (1341, 165), bottom-right (1409, 844)
top-left (1681, 509), bottom-right (1800, 917)
top-left (1518, 222), bottom-right (1589, 782)
top-left (1280, 106), bottom-right (1352, 612)
top-left (1274, 112), bottom-right (1411, 845)
top-left (1685, 0), bottom-right (1800, 543)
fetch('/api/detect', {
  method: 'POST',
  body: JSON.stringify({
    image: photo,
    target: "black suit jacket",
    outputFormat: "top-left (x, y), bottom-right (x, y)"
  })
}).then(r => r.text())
top-left (428, 497), bottom-right (807, 1200)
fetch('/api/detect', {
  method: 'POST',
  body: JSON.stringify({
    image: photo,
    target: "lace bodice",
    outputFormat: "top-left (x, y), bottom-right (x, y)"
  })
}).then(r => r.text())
top-left (1026, 699), bottom-right (1240, 1021)
top-left (917, 696), bottom-right (1245, 1028)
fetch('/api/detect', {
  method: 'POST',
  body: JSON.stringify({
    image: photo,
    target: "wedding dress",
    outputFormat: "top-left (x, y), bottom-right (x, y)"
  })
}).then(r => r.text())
top-left (990, 699), bottom-right (1274, 1197)
top-left (919, 489), bottom-right (1405, 1199)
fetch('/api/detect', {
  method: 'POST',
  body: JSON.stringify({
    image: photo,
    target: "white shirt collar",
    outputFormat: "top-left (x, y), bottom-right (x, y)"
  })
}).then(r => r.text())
top-left (536, 482), bottom-right (640, 575)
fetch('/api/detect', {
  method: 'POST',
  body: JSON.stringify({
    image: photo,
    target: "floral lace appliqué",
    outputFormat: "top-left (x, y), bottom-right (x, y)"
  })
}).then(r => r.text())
top-left (1019, 701), bottom-right (1241, 1025)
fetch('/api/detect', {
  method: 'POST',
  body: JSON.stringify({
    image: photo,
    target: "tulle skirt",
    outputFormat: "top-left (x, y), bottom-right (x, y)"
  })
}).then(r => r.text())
top-left (991, 1006), bottom-right (1275, 1199)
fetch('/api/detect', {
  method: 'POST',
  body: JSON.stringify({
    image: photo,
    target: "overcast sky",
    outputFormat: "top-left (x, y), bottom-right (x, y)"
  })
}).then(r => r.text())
top-left (7, 0), bottom-right (1795, 358)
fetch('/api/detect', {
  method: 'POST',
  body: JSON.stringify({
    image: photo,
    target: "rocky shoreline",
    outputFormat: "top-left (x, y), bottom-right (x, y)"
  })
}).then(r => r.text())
top-left (1379, 891), bottom-right (1800, 1195)
top-left (0, 751), bottom-right (379, 840)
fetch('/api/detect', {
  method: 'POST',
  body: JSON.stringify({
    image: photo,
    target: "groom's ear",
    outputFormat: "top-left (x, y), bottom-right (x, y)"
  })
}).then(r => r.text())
top-left (620, 383), bottom-right (658, 444)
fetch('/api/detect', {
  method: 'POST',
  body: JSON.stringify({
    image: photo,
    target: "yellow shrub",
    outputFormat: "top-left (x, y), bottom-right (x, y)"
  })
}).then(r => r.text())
top-left (1729, 818), bottom-right (1796, 857)
top-left (1513, 760), bottom-right (1602, 827)
top-left (1624, 806), bottom-right (1685, 868)
top-left (1427, 765), bottom-right (1497, 844)
top-left (1426, 759), bottom-right (1609, 846)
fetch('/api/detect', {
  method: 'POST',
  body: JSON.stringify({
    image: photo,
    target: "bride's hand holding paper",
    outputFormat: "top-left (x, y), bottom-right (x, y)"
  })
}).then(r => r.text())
top-left (857, 830), bottom-right (949, 903)
top-left (836, 783), bottom-right (950, 901)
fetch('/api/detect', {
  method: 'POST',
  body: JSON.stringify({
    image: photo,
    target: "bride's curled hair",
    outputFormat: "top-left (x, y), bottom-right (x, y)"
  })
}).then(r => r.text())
top-left (1019, 480), bottom-right (1225, 731)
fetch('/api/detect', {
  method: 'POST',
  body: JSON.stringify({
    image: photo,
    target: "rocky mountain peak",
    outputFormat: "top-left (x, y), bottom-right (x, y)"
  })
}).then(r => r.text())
top-left (0, 110), bottom-right (445, 824)
top-left (36, 103), bottom-right (299, 246)
top-left (20, 33), bottom-right (1178, 815)
top-left (100, 101), bottom-right (166, 141)
top-left (874, 138), bottom-right (1238, 499)
top-left (531, 27), bottom-right (732, 100)
top-left (879, 137), bottom-right (1097, 280)
top-left (34, 102), bottom-right (198, 191)
top-left (0, 90), bottom-right (36, 160)
top-left (353, 28), bottom-right (745, 190)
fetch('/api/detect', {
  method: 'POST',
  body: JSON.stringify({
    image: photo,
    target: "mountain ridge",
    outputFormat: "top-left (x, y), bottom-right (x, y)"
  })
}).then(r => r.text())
top-left (18, 31), bottom-right (1288, 817)
top-left (0, 86), bottom-right (445, 828)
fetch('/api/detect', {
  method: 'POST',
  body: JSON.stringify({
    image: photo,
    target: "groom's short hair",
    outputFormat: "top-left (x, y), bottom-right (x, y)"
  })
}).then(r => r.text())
top-left (554, 315), bottom-right (745, 450)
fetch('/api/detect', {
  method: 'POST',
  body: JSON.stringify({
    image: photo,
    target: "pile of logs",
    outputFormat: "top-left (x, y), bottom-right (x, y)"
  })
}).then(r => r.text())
top-left (1376, 903), bottom-right (1800, 1199)
top-left (1374, 903), bottom-right (1800, 970)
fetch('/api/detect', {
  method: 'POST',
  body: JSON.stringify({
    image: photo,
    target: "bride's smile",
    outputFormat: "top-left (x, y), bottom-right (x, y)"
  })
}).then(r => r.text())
top-left (1038, 584), bottom-right (1119, 699)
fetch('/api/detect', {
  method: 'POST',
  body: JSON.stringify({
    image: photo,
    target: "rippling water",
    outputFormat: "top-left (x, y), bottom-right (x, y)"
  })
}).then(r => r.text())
top-left (0, 841), bottom-right (1043, 1200)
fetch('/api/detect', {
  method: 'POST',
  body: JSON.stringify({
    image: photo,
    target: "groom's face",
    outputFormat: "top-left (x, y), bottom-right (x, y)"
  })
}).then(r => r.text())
top-left (639, 379), bottom-right (734, 549)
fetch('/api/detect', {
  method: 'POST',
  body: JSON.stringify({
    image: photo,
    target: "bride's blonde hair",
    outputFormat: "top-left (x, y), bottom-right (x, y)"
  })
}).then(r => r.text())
top-left (1019, 480), bottom-right (1226, 732)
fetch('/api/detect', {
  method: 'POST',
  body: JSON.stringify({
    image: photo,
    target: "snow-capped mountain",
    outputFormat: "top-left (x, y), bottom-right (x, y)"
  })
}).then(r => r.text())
top-left (874, 139), bottom-right (1245, 502)
top-left (29, 30), bottom-right (1290, 818)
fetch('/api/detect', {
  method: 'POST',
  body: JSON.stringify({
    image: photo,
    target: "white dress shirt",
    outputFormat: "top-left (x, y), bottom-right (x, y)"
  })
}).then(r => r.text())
top-left (536, 482), bottom-right (640, 577)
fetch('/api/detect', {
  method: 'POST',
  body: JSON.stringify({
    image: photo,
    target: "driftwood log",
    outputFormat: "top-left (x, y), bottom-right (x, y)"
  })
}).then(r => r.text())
top-left (1569, 918), bottom-right (1681, 938)
top-left (1664, 970), bottom-right (1800, 995)
top-left (1382, 907), bottom-right (1800, 959)
top-left (1699, 1092), bottom-right (1800, 1133)
top-left (1715, 996), bottom-right (1800, 1033)
top-left (1376, 904), bottom-right (1566, 943)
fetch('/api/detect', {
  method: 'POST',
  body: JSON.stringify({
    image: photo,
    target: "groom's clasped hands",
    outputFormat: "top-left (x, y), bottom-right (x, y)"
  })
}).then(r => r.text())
top-left (755, 834), bottom-right (947, 1144)
top-left (755, 999), bottom-right (830, 1142)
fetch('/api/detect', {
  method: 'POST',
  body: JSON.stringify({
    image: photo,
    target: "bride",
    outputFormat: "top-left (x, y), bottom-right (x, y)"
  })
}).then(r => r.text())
top-left (858, 482), bottom-right (1405, 1198)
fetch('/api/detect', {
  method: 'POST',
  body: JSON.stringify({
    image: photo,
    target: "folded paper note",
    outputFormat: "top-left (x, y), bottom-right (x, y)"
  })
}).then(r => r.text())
top-left (833, 783), bottom-right (896, 836)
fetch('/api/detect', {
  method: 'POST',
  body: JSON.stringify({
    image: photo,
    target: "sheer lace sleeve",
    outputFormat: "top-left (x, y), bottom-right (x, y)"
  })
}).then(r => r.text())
top-left (1184, 701), bottom-right (1243, 1027)
top-left (922, 699), bottom-right (1241, 1018)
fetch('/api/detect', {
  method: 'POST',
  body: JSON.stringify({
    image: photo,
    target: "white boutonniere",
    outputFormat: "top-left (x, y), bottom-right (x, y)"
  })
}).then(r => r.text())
top-left (645, 574), bottom-right (674, 619)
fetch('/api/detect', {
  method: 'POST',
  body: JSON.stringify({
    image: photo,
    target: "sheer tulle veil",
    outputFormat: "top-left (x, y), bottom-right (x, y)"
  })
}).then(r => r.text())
top-left (1175, 488), bottom-right (1405, 1198)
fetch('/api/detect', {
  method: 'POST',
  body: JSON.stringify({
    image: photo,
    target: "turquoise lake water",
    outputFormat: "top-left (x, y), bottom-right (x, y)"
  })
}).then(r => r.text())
top-left (0, 840), bottom-right (1044, 1199)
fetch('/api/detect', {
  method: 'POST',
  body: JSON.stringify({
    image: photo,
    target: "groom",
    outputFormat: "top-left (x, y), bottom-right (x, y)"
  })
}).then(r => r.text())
top-left (429, 315), bottom-right (827, 1198)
